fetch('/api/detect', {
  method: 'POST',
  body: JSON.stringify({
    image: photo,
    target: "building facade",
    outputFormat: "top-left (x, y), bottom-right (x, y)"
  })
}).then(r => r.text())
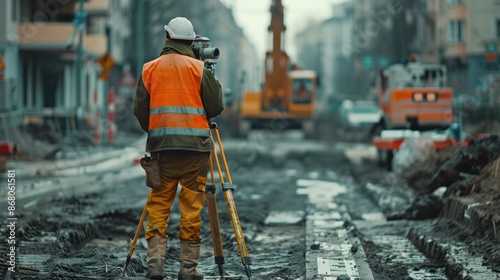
top-left (430, 0), bottom-right (500, 96)
top-left (0, 0), bottom-right (132, 145)
top-left (321, 2), bottom-right (355, 102)
top-left (0, 0), bottom-right (21, 141)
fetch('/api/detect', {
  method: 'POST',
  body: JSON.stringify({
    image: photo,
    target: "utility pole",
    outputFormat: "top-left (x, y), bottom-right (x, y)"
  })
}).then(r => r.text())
top-left (136, 0), bottom-right (146, 77)
top-left (76, 0), bottom-right (86, 127)
top-left (103, 26), bottom-right (111, 145)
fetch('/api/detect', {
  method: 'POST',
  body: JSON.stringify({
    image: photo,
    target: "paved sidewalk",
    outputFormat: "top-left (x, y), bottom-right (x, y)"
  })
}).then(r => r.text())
top-left (7, 132), bottom-right (146, 178)
top-left (1, 132), bottom-right (146, 201)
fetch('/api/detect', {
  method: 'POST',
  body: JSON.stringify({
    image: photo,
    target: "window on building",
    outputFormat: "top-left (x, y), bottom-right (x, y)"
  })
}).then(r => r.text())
top-left (11, 0), bottom-right (18, 22)
top-left (449, 20), bottom-right (466, 43)
top-left (496, 19), bottom-right (500, 39)
top-left (87, 16), bottom-right (107, 35)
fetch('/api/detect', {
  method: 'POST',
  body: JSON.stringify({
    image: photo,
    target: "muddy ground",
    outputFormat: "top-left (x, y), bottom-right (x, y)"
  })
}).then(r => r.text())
top-left (2, 120), bottom-right (500, 279)
top-left (1, 145), bottom-right (332, 279)
top-left (350, 121), bottom-right (500, 276)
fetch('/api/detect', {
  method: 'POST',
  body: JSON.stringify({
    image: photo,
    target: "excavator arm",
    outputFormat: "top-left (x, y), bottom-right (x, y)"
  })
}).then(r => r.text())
top-left (263, 0), bottom-right (289, 111)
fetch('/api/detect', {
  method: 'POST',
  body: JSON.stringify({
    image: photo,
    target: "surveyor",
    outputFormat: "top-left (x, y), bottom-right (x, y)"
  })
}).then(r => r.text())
top-left (133, 17), bottom-right (224, 280)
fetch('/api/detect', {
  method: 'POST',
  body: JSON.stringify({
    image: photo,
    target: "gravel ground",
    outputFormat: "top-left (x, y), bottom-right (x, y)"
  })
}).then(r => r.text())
top-left (2, 124), bottom-right (500, 279)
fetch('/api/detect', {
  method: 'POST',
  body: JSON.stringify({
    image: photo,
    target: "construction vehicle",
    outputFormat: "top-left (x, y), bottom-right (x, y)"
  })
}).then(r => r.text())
top-left (235, 0), bottom-right (317, 138)
top-left (371, 56), bottom-right (456, 169)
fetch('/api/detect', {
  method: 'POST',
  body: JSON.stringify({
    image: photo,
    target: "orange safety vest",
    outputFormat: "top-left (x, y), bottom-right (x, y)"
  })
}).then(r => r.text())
top-left (142, 54), bottom-right (209, 137)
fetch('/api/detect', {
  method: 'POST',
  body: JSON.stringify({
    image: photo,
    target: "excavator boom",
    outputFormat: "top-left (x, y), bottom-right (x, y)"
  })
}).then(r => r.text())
top-left (235, 0), bottom-right (317, 138)
top-left (263, 0), bottom-right (289, 110)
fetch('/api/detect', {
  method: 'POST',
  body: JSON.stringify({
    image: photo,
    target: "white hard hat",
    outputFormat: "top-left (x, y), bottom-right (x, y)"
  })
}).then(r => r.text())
top-left (164, 17), bottom-right (196, 40)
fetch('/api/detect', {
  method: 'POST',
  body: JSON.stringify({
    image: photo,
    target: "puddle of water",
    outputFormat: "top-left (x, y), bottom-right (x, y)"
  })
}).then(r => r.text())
top-left (308, 212), bottom-right (342, 220)
top-left (371, 235), bottom-right (448, 280)
top-left (250, 194), bottom-right (262, 200)
top-left (297, 179), bottom-right (348, 204)
top-left (407, 268), bottom-right (446, 279)
top-left (307, 172), bottom-right (321, 179)
top-left (361, 212), bottom-right (386, 221)
top-left (296, 179), bottom-right (347, 194)
top-left (313, 220), bottom-right (344, 229)
top-left (446, 243), bottom-right (498, 278)
top-left (344, 146), bottom-right (377, 164)
top-left (264, 210), bottom-right (304, 225)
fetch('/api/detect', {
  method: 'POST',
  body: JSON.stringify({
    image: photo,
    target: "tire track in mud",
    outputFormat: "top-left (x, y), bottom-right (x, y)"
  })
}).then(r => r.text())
top-left (194, 169), bottom-right (308, 279)
top-left (342, 145), bottom-right (451, 279)
top-left (1, 166), bottom-right (308, 279)
top-left (1, 139), bottom-right (466, 279)
top-left (1, 193), bottom-right (125, 279)
top-left (0, 138), bottom-right (341, 280)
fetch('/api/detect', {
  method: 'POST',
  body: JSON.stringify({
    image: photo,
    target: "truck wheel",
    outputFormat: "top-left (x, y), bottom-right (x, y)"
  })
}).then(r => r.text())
top-left (385, 150), bottom-right (394, 171)
top-left (302, 120), bottom-right (315, 139)
top-left (376, 149), bottom-right (384, 167)
top-left (376, 149), bottom-right (393, 171)
top-left (238, 120), bottom-right (251, 138)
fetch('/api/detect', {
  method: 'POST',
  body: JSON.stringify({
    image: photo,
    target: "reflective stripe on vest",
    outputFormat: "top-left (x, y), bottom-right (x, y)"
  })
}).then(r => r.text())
top-left (142, 54), bottom-right (209, 137)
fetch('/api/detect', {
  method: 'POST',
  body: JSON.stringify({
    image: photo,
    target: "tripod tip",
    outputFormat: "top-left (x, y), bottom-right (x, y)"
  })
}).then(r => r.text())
top-left (121, 265), bottom-right (127, 278)
top-left (244, 264), bottom-right (251, 279)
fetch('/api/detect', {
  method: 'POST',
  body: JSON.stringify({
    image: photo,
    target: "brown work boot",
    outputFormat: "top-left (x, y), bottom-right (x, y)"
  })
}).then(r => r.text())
top-left (145, 235), bottom-right (167, 279)
top-left (178, 240), bottom-right (204, 280)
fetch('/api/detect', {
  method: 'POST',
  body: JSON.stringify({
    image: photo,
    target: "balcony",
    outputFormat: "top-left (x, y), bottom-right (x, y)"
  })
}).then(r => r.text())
top-left (83, 0), bottom-right (109, 14)
top-left (446, 3), bottom-right (466, 19)
top-left (18, 22), bottom-right (107, 55)
top-left (445, 42), bottom-right (467, 58)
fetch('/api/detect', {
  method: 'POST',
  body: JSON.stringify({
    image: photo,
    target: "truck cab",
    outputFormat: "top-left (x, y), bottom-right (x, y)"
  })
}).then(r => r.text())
top-left (378, 61), bottom-right (453, 131)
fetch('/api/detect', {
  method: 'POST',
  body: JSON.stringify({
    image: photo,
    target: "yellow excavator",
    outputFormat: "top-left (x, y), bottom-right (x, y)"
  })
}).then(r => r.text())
top-left (232, 0), bottom-right (317, 138)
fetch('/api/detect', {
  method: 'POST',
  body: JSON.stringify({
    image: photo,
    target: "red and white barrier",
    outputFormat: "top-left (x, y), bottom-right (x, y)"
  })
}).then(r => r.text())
top-left (93, 89), bottom-right (100, 146)
top-left (107, 87), bottom-right (115, 144)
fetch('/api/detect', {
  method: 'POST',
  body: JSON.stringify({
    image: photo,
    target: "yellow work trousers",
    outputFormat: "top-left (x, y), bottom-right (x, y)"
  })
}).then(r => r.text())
top-left (145, 150), bottom-right (209, 241)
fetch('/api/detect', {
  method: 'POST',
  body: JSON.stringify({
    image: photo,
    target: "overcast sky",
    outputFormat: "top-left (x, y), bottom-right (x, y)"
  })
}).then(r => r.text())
top-left (225, 0), bottom-right (347, 61)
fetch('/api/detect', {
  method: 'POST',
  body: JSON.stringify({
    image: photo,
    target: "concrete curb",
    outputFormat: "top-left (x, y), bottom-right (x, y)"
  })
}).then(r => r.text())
top-left (407, 226), bottom-right (498, 280)
top-left (405, 197), bottom-right (499, 280)
top-left (347, 148), bottom-right (499, 279)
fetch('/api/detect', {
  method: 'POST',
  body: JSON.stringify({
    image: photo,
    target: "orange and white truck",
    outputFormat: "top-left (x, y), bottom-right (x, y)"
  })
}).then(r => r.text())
top-left (371, 57), bottom-right (459, 169)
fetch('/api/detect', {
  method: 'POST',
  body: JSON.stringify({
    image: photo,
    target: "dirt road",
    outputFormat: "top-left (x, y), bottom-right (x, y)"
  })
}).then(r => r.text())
top-left (1, 131), bottom-right (499, 279)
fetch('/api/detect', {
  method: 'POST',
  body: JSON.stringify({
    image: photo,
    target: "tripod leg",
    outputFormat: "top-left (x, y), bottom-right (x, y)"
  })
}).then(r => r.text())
top-left (206, 184), bottom-right (225, 277)
top-left (209, 123), bottom-right (252, 279)
top-left (122, 189), bottom-right (151, 278)
top-left (222, 184), bottom-right (252, 278)
top-left (206, 156), bottom-right (225, 277)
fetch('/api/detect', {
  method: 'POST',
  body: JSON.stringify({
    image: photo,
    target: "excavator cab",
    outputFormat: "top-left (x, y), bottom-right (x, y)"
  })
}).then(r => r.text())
top-left (288, 70), bottom-right (316, 119)
top-left (291, 78), bottom-right (313, 104)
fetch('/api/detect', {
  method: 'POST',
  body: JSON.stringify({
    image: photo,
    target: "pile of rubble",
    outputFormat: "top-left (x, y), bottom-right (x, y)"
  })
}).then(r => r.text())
top-left (398, 127), bottom-right (500, 231)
